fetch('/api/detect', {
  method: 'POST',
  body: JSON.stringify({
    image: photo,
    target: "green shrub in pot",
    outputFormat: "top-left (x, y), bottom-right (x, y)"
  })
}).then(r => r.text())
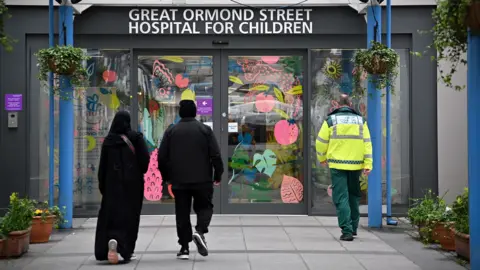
top-left (452, 188), bottom-right (469, 235)
top-left (0, 193), bottom-right (34, 235)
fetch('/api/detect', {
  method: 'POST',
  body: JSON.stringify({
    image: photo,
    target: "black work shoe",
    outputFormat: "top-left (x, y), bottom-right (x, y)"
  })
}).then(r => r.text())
top-left (353, 232), bottom-right (357, 236)
top-left (340, 234), bottom-right (354, 241)
top-left (193, 232), bottom-right (208, 256)
top-left (177, 247), bottom-right (189, 260)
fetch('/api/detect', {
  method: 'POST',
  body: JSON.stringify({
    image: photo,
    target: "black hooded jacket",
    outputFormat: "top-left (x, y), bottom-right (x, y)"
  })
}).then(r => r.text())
top-left (98, 111), bottom-right (150, 194)
top-left (157, 100), bottom-right (224, 186)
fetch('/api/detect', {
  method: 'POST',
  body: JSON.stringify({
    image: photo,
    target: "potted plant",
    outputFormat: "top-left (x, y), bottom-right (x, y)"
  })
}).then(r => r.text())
top-left (30, 201), bottom-right (66, 244)
top-left (424, 203), bottom-right (456, 251)
top-left (407, 190), bottom-right (438, 240)
top-left (35, 45), bottom-right (90, 97)
top-left (0, 193), bottom-right (34, 258)
top-left (452, 188), bottom-right (469, 260)
top-left (352, 41), bottom-right (399, 94)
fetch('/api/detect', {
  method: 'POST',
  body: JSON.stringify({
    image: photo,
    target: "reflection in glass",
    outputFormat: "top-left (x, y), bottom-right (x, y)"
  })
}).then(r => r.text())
top-left (227, 56), bottom-right (304, 204)
top-left (310, 49), bottom-right (410, 214)
top-left (137, 56), bottom-right (214, 204)
top-left (72, 50), bottom-right (132, 213)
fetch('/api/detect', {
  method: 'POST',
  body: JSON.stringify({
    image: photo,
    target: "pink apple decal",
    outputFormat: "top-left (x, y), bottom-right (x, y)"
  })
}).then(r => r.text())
top-left (261, 56), bottom-right (280, 64)
top-left (274, 119), bottom-right (299, 145)
top-left (175, 74), bottom-right (189, 88)
top-left (255, 93), bottom-right (275, 113)
top-left (102, 70), bottom-right (117, 83)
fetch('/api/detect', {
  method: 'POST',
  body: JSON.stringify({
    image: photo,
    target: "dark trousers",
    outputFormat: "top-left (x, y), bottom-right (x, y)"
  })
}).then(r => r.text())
top-left (330, 169), bottom-right (362, 236)
top-left (172, 184), bottom-right (214, 247)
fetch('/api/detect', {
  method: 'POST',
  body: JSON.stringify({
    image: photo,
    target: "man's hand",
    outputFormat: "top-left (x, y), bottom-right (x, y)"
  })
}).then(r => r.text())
top-left (363, 169), bottom-right (371, 176)
top-left (214, 180), bottom-right (221, 186)
top-left (321, 161), bottom-right (328, 167)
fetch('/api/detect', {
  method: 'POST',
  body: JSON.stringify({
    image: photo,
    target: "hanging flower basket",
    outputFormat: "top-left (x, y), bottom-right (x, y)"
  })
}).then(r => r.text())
top-left (48, 59), bottom-right (77, 75)
top-left (352, 41), bottom-right (399, 94)
top-left (35, 45), bottom-right (90, 97)
top-left (363, 55), bottom-right (389, 75)
top-left (466, 2), bottom-right (480, 31)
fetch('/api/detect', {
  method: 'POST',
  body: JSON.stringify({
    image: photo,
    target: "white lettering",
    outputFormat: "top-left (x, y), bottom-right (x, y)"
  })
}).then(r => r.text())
top-left (141, 9), bottom-right (150, 21)
top-left (128, 8), bottom-right (314, 35)
top-left (129, 9), bottom-right (140, 21)
top-left (239, 22), bottom-right (249, 34)
top-left (259, 9), bottom-right (267, 21)
top-left (183, 9), bottom-right (194, 21)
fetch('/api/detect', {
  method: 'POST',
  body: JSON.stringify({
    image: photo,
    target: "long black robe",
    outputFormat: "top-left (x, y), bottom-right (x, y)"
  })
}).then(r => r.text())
top-left (94, 130), bottom-right (149, 261)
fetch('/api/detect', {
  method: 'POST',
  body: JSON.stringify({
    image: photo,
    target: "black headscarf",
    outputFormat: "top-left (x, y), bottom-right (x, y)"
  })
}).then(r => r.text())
top-left (108, 111), bottom-right (132, 135)
top-left (179, 100), bottom-right (197, 118)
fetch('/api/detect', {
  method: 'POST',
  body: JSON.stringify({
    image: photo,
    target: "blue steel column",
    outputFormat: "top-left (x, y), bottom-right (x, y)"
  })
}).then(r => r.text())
top-left (468, 30), bottom-right (480, 269)
top-left (48, 0), bottom-right (55, 207)
top-left (58, 3), bottom-right (74, 229)
top-left (367, 3), bottom-right (383, 228)
top-left (385, 0), bottom-right (397, 226)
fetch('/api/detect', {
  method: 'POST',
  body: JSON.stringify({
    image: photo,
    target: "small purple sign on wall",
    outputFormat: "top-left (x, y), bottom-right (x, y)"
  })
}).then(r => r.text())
top-left (5, 94), bottom-right (23, 111)
top-left (196, 97), bottom-right (213, 116)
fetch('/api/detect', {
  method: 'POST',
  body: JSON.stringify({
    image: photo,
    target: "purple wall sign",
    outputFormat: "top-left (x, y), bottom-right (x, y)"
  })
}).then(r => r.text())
top-left (196, 97), bottom-right (213, 116)
top-left (5, 94), bottom-right (23, 111)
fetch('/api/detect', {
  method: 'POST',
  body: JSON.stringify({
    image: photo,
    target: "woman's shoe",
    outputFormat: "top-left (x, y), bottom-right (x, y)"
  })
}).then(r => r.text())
top-left (107, 239), bottom-right (119, 264)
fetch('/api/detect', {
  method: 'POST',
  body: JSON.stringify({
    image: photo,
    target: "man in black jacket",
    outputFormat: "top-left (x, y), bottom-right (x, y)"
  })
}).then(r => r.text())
top-left (158, 99), bottom-right (224, 260)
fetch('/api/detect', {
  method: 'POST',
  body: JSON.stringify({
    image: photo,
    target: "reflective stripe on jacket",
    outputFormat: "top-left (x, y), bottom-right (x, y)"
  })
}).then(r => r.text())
top-left (315, 107), bottom-right (373, 171)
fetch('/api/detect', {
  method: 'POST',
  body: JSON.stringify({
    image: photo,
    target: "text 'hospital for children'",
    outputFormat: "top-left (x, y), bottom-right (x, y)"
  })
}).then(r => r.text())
top-left (128, 8), bottom-right (314, 35)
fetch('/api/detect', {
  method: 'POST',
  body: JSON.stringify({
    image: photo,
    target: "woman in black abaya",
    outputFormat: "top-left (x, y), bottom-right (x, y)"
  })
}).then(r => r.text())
top-left (95, 111), bottom-right (150, 264)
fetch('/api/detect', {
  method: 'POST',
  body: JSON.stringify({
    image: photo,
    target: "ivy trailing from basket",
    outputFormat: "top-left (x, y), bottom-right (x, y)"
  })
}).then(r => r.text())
top-left (352, 41), bottom-right (399, 95)
top-left (35, 45), bottom-right (90, 100)
top-left (0, 0), bottom-right (17, 52)
top-left (413, 0), bottom-right (480, 91)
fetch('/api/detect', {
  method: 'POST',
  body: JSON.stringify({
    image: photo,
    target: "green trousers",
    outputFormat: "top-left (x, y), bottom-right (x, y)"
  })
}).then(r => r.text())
top-left (330, 169), bottom-right (362, 236)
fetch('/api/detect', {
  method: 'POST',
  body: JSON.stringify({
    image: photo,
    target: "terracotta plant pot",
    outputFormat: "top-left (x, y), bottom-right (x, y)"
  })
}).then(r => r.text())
top-left (467, 2), bottom-right (480, 32)
top-left (433, 222), bottom-right (455, 251)
top-left (30, 215), bottom-right (55, 244)
top-left (48, 59), bottom-right (77, 75)
top-left (364, 56), bottom-right (388, 75)
top-left (0, 238), bottom-right (4, 257)
top-left (454, 230), bottom-right (470, 260)
top-left (0, 228), bottom-right (31, 258)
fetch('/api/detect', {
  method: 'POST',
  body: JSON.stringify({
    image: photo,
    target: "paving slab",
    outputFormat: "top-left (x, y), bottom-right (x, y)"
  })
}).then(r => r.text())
top-left (0, 216), bottom-right (469, 270)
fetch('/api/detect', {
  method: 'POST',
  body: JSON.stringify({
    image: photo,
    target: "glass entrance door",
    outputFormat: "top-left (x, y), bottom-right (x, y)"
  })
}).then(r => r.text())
top-left (220, 51), bottom-right (307, 214)
top-left (135, 51), bottom-right (222, 214)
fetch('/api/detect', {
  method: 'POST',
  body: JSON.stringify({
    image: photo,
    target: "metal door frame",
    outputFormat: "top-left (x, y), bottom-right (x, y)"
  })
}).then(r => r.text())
top-left (133, 49), bottom-right (223, 215)
top-left (219, 49), bottom-right (309, 215)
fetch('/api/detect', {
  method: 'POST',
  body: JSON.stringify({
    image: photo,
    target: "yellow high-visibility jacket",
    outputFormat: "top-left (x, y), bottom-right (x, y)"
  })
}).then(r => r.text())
top-left (316, 107), bottom-right (373, 171)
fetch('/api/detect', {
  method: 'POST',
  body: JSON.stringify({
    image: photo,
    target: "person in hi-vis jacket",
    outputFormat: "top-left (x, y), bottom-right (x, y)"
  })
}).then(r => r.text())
top-left (316, 93), bottom-right (373, 241)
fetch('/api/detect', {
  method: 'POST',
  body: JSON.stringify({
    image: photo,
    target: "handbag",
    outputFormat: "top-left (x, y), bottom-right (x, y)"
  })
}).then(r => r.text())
top-left (120, 134), bottom-right (136, 154)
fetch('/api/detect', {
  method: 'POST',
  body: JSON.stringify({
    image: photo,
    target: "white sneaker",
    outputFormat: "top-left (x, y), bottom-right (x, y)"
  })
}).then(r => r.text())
top-left (107, 239), bottom-right (119, 264)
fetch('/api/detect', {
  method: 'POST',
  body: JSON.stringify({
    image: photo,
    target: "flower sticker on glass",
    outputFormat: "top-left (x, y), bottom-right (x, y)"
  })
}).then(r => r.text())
top-left (156, 87), bottom-right (172, 99)
top-left (322, 60), bottom-right (343, 80)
